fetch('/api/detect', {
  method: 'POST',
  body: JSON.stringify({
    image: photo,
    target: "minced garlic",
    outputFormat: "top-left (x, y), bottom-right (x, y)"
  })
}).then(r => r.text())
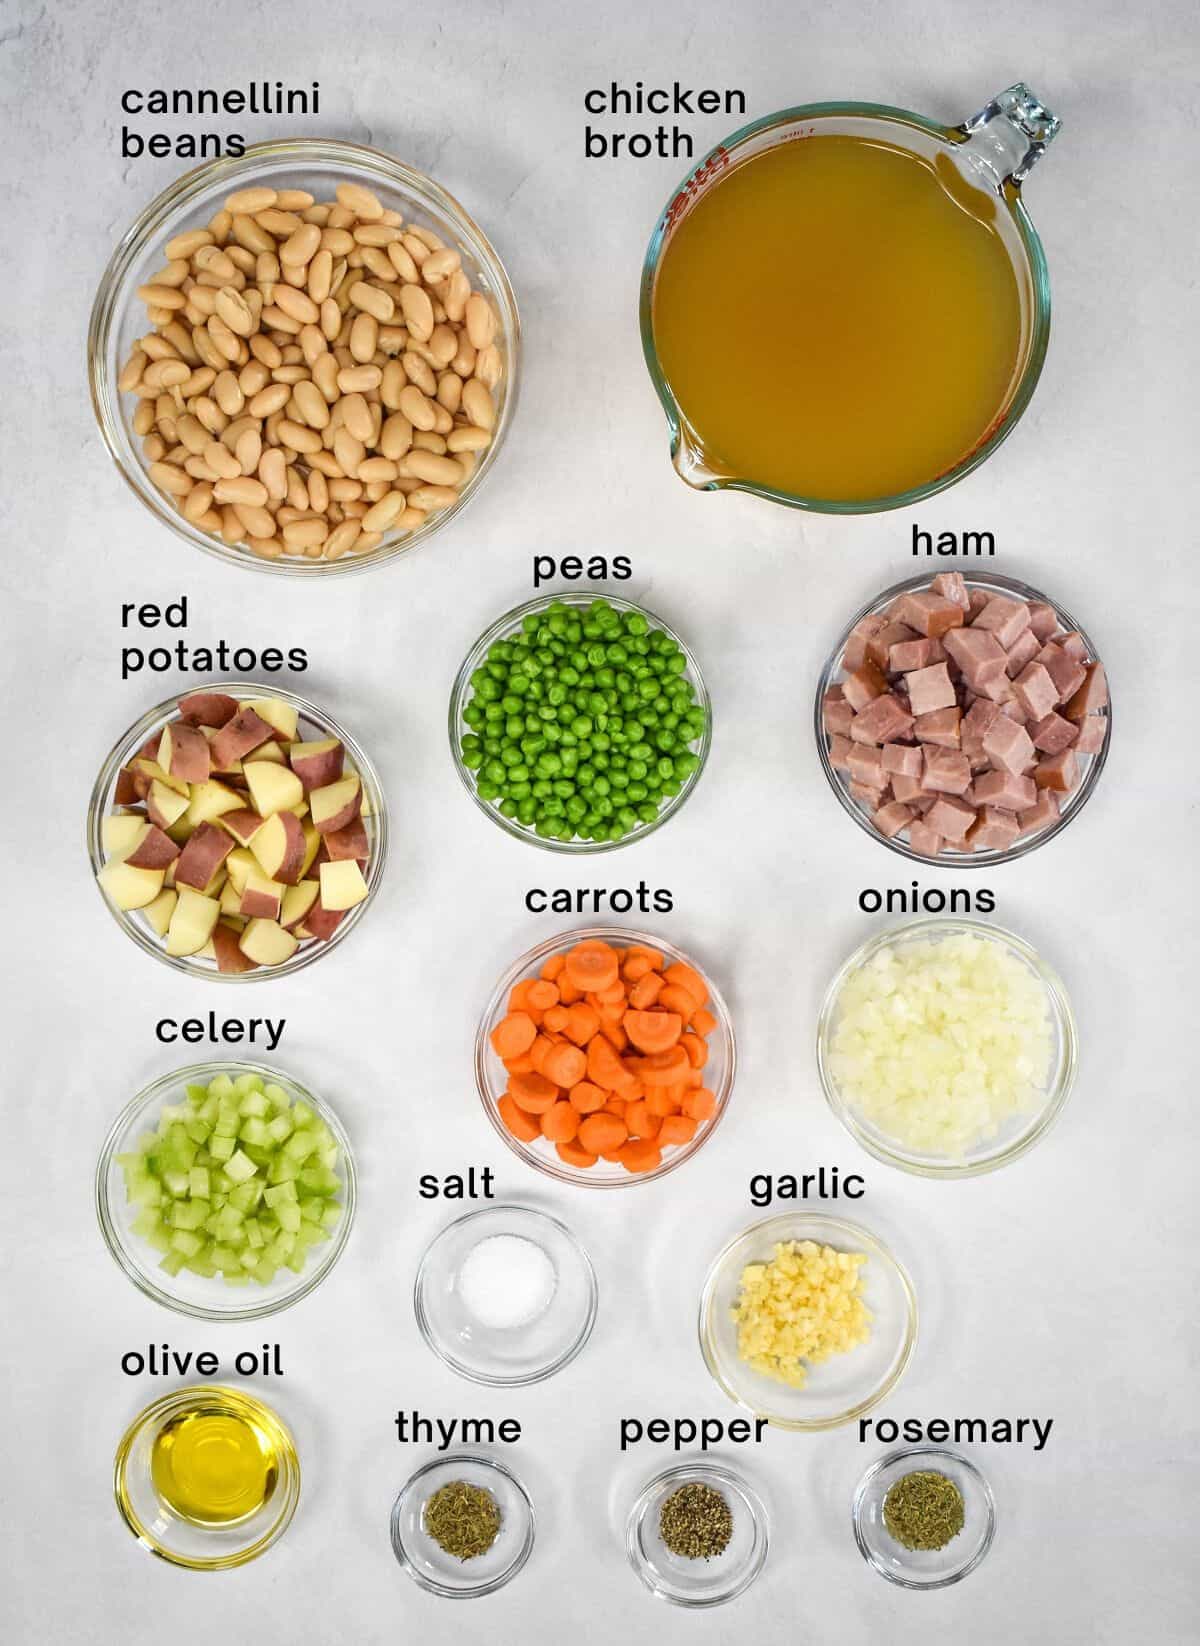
top-left (731, 1239), bottom-right (871, 1388)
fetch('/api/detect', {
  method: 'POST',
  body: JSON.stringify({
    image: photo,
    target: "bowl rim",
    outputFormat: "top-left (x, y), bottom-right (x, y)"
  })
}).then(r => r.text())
top-left (87, 136), bottom-right (521, 579)
top-left (448, 590), bottom-right (713, 854)
top-left (813, 569), bottom-right (1111, 867)
top-left (96, 1058), bottom-right (358, 1321)
top-left (816, 915), bottom-right (1078, 1178)
top-left (625, 1458), bottom-right (770, 1608)
top-left (113, 1383), bottom-right (301, 1569)
top-left (412, 1203), bottom-right (598, 1386)
top-left (86, 679), bottom-right (387, 982)
top-left (389, 1451), bottom-right (536, 1597)
top-left (474, 924), bottom-right (737, 1188)
top-left (697, 1211), bottom-right (918, 1432)
top-left (851, 1444), bottom-right (997, 1588)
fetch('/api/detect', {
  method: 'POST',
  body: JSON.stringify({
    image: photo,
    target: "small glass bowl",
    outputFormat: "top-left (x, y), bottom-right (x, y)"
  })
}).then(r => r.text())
top-left (89, 138), bottom-right (519, 578)
top-left (698, 1213), bottom-right (917, 1431)
top-left (448, 593), bottom-right (712, 853)
top-left (96, 1060), bottom-right (357, 1321)
top-left (814, 571), bottom-right (1110, 865)
top-left (390, 1454), bottom-right (535, 1597)
top-left (87, 680), bottom-right (386, 980)
top-left (476, 926), bottom-right (736, 1188)
top-left (626, 1461), bottom-right (769, 1608)
top-left (817, 917), bottom-right (1077, 1178)
top-left (414, 1205), bottom-right (597, 1385)
top-left (853, 1447), bottom-right (996, 1588)
top-left (114, 1384), bottom-right (300, 1570)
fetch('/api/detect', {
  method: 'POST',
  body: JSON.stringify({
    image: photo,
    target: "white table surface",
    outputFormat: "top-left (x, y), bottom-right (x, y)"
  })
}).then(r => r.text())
top-left (3, 0), bottom-right (1197, 1640)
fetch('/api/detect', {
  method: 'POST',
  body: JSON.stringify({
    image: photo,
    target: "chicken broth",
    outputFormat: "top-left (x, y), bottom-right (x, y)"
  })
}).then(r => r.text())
top-left (651, 134), bottom-right (1027, 502)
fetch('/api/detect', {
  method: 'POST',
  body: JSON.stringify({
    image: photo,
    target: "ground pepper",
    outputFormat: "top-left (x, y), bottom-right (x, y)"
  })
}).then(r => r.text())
top-left (882, 1469), bottom-right (965, 1551)
top-left (658, 1481), bottom-right (733, 1560)
top-left (423, 1480), bottom-right (502, 1560)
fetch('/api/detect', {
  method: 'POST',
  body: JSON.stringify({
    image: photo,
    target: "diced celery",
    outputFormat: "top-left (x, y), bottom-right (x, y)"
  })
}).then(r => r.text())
top-left (209, 1134), bottom-right (236, 1162)
top-left (264, 1083), bottom-right (290, 1110)
top-left (186, 1084), bottom-right (209, 1105)
top-left (263, 1182), bottom-right (297, 1207)
top-left (282, 1130), bottom-right (319, 1165)
top-left (299, 1165), bottom-right (339, 1196)
top-left (229, 1181), bottom-right (263, 1213)
top-left (299, 1197), bottom-right (324, 1225)
top-left (189, 1166), bottom-right (210, 1199)
top-left (210, 1244), bottom-right (245, 1273)
top-left (269, 1155), bottom-right (300, 1184)
top-left (290, 1100), bottom-right (316, 1128)
top-left (238, 1090), bottom-right (269, 1119)
top-left (169, 1229), bottom-right (205, 1258)
top-left (207, 1075), bottom-right (235, 1100)
top-left (234, 1072), bottom-right (265, 1098)
top-left (244, 1218), bottom-right (265, 1249)
top-left (171, 1199), bottom-right (209, 1232)
top-left (266, 1114), bottom-right (293, 1145)
top-left (276, 1202), bottom-right (302, 1234)
top-left (159, 1250), bottom-right (187, 1276)
top-left (320, 1203), bottom-right (343, 1233)
top-left (224, 1149), bottom-right (257, 1184)
top-left (162, 1169), bottom-right (191, 1198)
top-left (184, 1118), bottom-right (211, 1145)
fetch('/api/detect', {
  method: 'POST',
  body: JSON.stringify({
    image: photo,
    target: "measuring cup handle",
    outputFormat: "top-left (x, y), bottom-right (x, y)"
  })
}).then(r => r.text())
top-left (956, 84), bottom-right (1061, 188)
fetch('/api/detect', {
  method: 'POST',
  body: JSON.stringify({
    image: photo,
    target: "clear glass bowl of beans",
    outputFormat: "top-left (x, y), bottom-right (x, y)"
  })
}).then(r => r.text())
top-left (89, 139), bottom-right (519, 576)
top-left (87, 681), bottom-right (387, 979)
top-left (449, 594), bottom-right (712, 851)
top-left (814, 572), bottom-right (1110, 865)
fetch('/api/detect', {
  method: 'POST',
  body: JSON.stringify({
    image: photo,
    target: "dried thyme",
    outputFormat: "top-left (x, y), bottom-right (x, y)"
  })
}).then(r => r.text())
top-left (423, 1479), bottom-right (502, 1560)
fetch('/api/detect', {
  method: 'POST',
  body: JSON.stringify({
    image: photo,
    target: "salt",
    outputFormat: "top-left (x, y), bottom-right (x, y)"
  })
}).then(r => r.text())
top-left (456, 1234), bottom-right (557, 1329)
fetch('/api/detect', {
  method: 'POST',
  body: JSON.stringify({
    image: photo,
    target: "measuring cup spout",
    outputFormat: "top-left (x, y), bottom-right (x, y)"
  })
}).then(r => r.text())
top-left (671, 418), bottom-right (724, 491)
top-left (956, 84), bottom-right (1061, 189)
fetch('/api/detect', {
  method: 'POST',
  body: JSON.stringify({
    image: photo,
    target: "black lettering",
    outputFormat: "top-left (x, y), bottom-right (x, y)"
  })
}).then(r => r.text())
top-left (525, 888), bottom-right (547, 913)
top-left (584, 89), bottom-right (606, 113)
top-left (926, 1418), bottom-right (949, 1442)
top-left (149, 133), bottom-right (171, 157)
top-left (226, 134), bottom-right (246, 158)
top-left (497, 1418), bottom-right (521, 1442)
top-left (610, 889), bottom-right (632, 913)
top-left (121, 90), bottom-right (143, 113)
top-left (585, 126), bottom-right (607, 157)
top-left (645, 1419), bottom-right (669, 1443)
top-left (859, 889), bottom-right (882, 912)
top-left (956, 1418), bottom-right (987, 1445)
top-left (727, 90), bottom-right (747, 113)
top-left (121, 126), bottom-right (144, 158)
top-left (749, 1173), bottom-right (772, 1208)
top-left (903, 1418), bottom-right (924, 1443)
top-left (121, 1351), bottom-right (145, 1375)
top-left (620, 1419), bottom-right (642, 1451)
top-left (962, 530), bottom-right (995, 556)
top-left (875, 1419), bottom-right (898, 1443)
top-left (697, 90), bottom-right (718, 113)
top-left (155, 1019), bottom-right (176, 1043)
top-left (653, 888), bottom-right (674, 913)
top-left (647, 89), bottom-right (668, 113)
top-left (977, 888), bottom-right (995, 913)
top-left (165, 598), bottom-right (187, 628)
top-left (418, 1174), bottom-right (438, 1199)
top-left (611, 555), bottom-right (632, 580)
top-left (533, 555), bottom-right (556, 588)
top-left (844, 1174), bottom-right (865, 1197)
top-left (287, 647), bottom-right (308, 671)
top-left (224, 90), bottom-right (245, 113)
top-left (459, 1418), bottom-right (494, 1446)
top-left (260, 647), bottom-right (283, 671)
top-left (912, 524), bottom-right (933, 555)
top-left (560, 555), bottom-right (582, 578)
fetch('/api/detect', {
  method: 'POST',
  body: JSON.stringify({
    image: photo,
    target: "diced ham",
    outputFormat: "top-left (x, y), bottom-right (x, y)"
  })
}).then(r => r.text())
top-left (881, 743), bottom-right (924, 778)
top-left (925, 795), bottom-right (977, 842)
top-left (982, 715), bottom-right (1035, 775)
top-left (828, 734), bottom-right (853, 771)
top-left (866, 621), bottom-right (918, 670)
top-left (931, 571), bottom-right (970, 610)
top-left (850, 779), bottom-right (886, 806)
top-left (1004, 628), bottom-right (1041, 679)
top-left (1012, 661), bottom-right (1059, 722)
top-left (914, 707), bottom-right (961, 747)
top-left (1073, 715), bottom-right (1107, 755)
top-left (821, 687), bottom-right (855, 737)
top-left (903, 661), bottom-right (956, 718)
top-left (1028, 601), bottom-right (1058, 641)
top-left (843, 614), bottom-right (885, 672)
top-left (1034, 749), bottom-right (1078, 791)
top-left (973, 769), bottom-right (1037, 811)
top-left (942, 626), bottom-right (1008, 695)
top-left (849, 693), bottom-right (915, 745)
top-left (873, 800), bottom-right (914, 839)
top-left (847, 745), bottom-right (886, 789)
top-left (966, 589), bottom-right (990, 621)
top-left (922, 747), bottom-right (972, 794)
top-left (961, 697), bottom-right (1000, 763)
top-left (1063, 662), bottom-right (1107, 721)
top-left (891, 773), bottom-right (928, 804)
top-left (998, 696), bottom-right (1028, 723)
top-left (1030, 712), bottom-right (1079, 754)
top-left (1035, 642), bottom-right (1087, 705)
top-left (966, 805), bottom-right (1021, 851)
top-left (894, 591), bottom-right (966, 639)
top-left (1058, 631), bottom-right (1088, 661)
top-left (889, 636), bottom-right (945, 672)
top-left (908, 820), bottom-right (943, 855)
top-left (842, 660), bottom-right (888, 711)
top-left (972, 595), bottom-right (1031, 650)
top-left (1018, 790), bottom-right (1060, 836)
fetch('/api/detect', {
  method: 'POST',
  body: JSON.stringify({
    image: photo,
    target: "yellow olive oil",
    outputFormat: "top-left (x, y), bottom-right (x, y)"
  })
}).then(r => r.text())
top-left (652, 134), bottom-right (1026, 502)
top-left (150, 1396), bottom-right (279, 1527)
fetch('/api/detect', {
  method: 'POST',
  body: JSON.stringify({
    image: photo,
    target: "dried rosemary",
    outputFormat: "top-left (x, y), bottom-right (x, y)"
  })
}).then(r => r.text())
top-left (659, 1482), bottom-right (733, 1560)
top-left (882, 1470), bottom-right (965, 1552)
top-left (423, 1479), bottom-right (502, 1560)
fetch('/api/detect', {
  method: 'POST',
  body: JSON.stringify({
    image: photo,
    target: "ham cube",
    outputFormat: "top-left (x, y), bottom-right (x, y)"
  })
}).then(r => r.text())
top-left (1035, 749), bottom-right (1078, 791)
top-left (966, 805), bottom-right (1021, 852)
top-left (1059, 631), bottom-right (1088, 661)
top-left (850, 693), bottom-right (915, 745)
top-left (842, 660), bottom-right (889, 711)
top-left (1005, 628), bottom-right (1041, 679)
top-left (904, 661), bottom-right (957, 717)
top-left (961, 697), bottom-right (1000, 762)
top-left (850, 779), bottom-right (886, 806)
top-left (873, 800), bottom-right (914, 839)
top-left (973, 769), bottom-right (1037, 811)
top-left (1064, 662), bottom-right (1108, 721)
top-left (1028, 601), bottom-right (1058, 640)
top-left (821, 687), bottom-right (855, 737)
top-left (866, 621), bottom-right (918, 669)
top-left (891, 773), bottom-right (928, 804)
top-left (966, 589), bottom-right (990, 621)
top-left (972, 595), bottom-right (1031, 650)
top-left (914, 707), bottom-right (961, 747)
top-left (1073, 715), bottom-right (1107, 755)
top-left (1012, 661), bottom-right (1059, 722)
top-left (922, 747), bottom-right (972, 794)
top-left (847, 745), bottom-right (886, 789)
top-left (828, 734), bottom-right (853, 771)
top-left (931, 571), bottom-right (970, 610)
top-left (889, 636), bottom-right (945, 672)
top-left (894, 591), bottom-right (966, 639)
top-left (1036, 642), bottom-right (1087, 704)
top-left (881, 743), bottom-right (923, 777)
top-left (1030, 712), bottom-right (1079, 754)
top-left (1018, 790), bottom-right (1061, 836)
top-left (843, 614), bottom-right (885, 672)
top-left (982, 714), bottom-right (1035, 775)
top-left (998, 696), bottom-right (1028, 722)
top-left (908, 820), bottom-right (943, 856)
top-left (925, 794), bottom-right (977, 842)
top-left (943, 627), bottom-right (1008, 694)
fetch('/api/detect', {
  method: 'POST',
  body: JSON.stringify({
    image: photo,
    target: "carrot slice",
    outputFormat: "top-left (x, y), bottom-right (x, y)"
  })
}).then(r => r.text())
top-left (564, 940), bottom-right (620, 993)
top-left (625, 1100), bottom-right (662, 1140)
top-left (656, 985), bottom-right (697, 1023)
top-left (556, 978), bottom-right (582, 1005)
top-left (556, 1139), bottom-right (597, 1169)
top-left (628, 971), bottom-right (664, 1009)
top-left (602, 1097), bottom-right (627, 1118)
top-left (641, 1046), bottom-right (691, 1086)
top-left (543, 1041), bottom-right (587, 1089)
top-left (681, 1031), bottom-right (708, 1069)
top-left (597, 1017), bottom-right (629, 1052)
top-left (502, 1052), bottom-right (534, 1076)
top-left (540, 952), bottom-right (566, 980)
top-left (568, 1081), bottom-right (608, 1115)
top-left (599, 1148), bottom-right (626, 1163)
top-left (530, 1033), bottom-right (561, 1075)
top-left (540, 1100), bottom-right (579, 1143)
top-left (625, 1010), bottom-right (683, 1055)
top-left (509, 1070), bottom-right (560, 1114)
top-left (595, 980), bottom-right (627, 1007)
top-left (618, 1138), bottom-right (662, 1173)
top-left (542, 1003), bottom-right (570, 1032)
top-left (498, 1093), bottom-right (541, 1142)
top-left (490, 1011), bottom-right (537, 1060)
top-left (622, 953), bottom-right (653, 983)
top-left (691, 1007), bottom-right (718, 1037)
top-left (664, 962), bottom-right (707, 1007)
top-left (625, 944), bottom-right (664, 972)
top-left (658, 1114), bottom-right (698, 1146)
top-left (527, 978), bottom-right (560, 1011)
top-left (578, 1112), bottom-right (628, 1154)
top-left (647, 1084), bottom-right (685, 1116)
top-left (587, 1035), bottom-right (636, 1093)
top-left (564, 1003), bottom-right (600, 1046)
top-left (682, 1087), bottom-right (717, 1122)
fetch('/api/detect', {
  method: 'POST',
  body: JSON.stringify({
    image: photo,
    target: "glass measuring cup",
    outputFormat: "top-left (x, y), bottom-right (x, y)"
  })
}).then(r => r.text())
top-left (640, 85), bottom-right (1060, 513)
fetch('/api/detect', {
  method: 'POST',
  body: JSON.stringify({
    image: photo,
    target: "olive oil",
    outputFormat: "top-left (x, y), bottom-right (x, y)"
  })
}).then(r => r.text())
top-left (652, 135), bottom-right (1026, 502)
top-left (150, 1395), bottom-right (279, 1527)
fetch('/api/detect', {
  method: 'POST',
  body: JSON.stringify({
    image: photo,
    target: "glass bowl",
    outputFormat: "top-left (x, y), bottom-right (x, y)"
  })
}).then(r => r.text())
top-left (414, 1204), bottom-right (597, 1386)
top-left (814, 571), bottom-right (1110, 865)
top-left (88, 138), bottom-right (519, 578)
top-left (114, 1385), bottom-right (300, 1570)
top-left (698, 1213), bottom-right (917, 1431)
top-left (96, 1060), bottom-right (357, 1321)
top-left (448, 593), bottom-right (712, 853)
top-left (625, 1461), bottom-right (769, 1607)
top-left (817, 917), bottom-right (1077, 1178)
top-left (853, 1447), bottom-right (996, 1588)
top-left (390, 1454), bottom-right (535, 1597)
top-left (87, 680), bottom-right (386, 980)
top-left (476, 926), bottom-right (736, 1187)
